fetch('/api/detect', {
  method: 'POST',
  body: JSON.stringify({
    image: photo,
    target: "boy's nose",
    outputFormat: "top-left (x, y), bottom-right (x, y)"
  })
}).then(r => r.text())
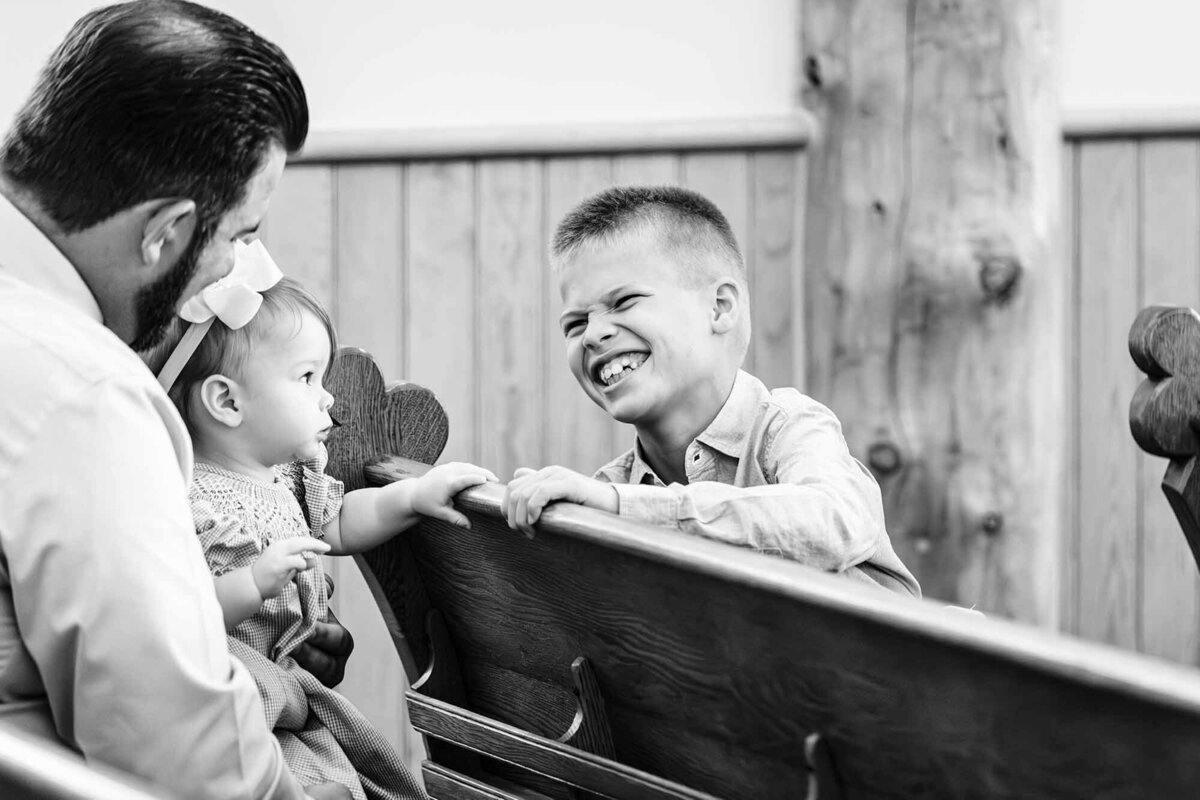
top-left (320, 389), bottom-right (335, 411)
top-left (581, 315), bottom-right (616, 349)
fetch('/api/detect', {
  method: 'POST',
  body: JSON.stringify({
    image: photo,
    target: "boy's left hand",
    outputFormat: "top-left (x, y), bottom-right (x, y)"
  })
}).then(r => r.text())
top-left (411, 462), bottom-right (497, 529)
top-left (502, 466), bottom-right (619, 536)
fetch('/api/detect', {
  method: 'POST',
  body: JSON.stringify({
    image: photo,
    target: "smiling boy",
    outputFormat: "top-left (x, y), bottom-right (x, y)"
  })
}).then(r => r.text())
top-left (502, 185), bottom-right (919, 596)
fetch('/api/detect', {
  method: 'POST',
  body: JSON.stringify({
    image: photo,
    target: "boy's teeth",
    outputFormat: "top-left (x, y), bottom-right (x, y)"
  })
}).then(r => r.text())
top-left (598, 353), bottom-right (647, 386)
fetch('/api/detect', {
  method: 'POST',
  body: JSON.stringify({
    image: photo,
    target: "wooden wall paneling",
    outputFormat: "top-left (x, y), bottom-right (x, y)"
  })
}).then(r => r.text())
top-left (477, 160), bottom-right (544, 479)
top-left (334, 165), bottom-right (405, 380)
top-left (542, 156), bottom-right (627, 473)
top-left (750, 150), bottom-right (806, 392)
top-left (328, 163), bottom-right (423, 771)
top-left (1076, 141), bottom-right (1141, 650)
top-left (1138, 139), bottom-right (1200, 665)
top-left (803, 0), bottom-right (1063, 622)
top-left (405, 162), bottom-right (479, 465)
top-left (612, 153), bottom-right (681, 187)
top-left (263, 165), bottom-right (336, 306)
top-left (1062, 143), bottom-right (1081, 637)
top-left (680, 152), bottom-right (755, 372)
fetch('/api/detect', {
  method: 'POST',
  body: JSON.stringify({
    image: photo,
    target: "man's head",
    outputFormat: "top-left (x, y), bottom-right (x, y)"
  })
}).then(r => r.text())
top-left (552, 185), bottom-right (750, 436)
top-left (0, 0), bottom-right (307, 350)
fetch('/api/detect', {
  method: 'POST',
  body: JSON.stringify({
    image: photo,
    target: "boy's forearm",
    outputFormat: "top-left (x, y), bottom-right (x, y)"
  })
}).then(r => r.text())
top-left (330, 484), bottom-right (419, 555)
top-left (610, 480), bottom-right (881, 570)
top-left (213, 568), bottom-right (263, 629)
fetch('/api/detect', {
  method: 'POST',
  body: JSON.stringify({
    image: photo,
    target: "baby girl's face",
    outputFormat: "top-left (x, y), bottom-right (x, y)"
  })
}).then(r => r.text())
top-left (237, 308), bottom-right (335, 467)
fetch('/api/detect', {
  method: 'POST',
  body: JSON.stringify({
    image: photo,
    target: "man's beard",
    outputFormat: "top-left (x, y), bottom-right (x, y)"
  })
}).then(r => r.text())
top-left (129, 227), bottom-right (209, 353)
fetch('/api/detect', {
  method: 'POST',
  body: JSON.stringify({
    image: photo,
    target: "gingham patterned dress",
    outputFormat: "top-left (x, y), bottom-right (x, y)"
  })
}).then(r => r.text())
top-left (190, 447), bottom-right (425, 800)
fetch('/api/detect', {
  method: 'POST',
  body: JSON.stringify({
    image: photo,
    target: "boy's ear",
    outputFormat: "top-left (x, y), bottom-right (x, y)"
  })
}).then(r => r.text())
top-left (140, 199), bottom-right (197, 271)
top-left (710, 278), bottom-right (742, 335)
top-left (198, 374), bottom-right (243, 428)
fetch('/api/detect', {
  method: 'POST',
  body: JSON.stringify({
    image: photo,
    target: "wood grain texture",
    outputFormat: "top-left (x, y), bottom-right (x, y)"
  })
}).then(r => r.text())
top-left (1136, 140), bottom-right (1200, 664)
top-left (802, 0), bottom-right (1063, 623)
top-left (263, 164), bottom-right (335, 306)
top-left (1061, 142), bottom-right (1080, 638)
top-left (422, 762), bottom-right (528, 800)
top-left (408, 694), bottom-right (719, 800)
top-left (750, 149), bottom-right (806, 391)
top-left (1077, 142), bottom-right (1141, 649)
top-left (478, 160), bottom-right (544, 479)
top-left (406, 162), bottom-right (479, 464)
top-left (335, 165), bottom-right (405, 380)
top-left (368, 457), bottom-right (1200, 800)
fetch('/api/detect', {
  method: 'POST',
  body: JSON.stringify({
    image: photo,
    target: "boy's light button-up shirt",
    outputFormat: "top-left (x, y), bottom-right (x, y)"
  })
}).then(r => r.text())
top-left (595, 370), bottom-right (920, 597)
top-left (0, 191), bottom-right (301, 799)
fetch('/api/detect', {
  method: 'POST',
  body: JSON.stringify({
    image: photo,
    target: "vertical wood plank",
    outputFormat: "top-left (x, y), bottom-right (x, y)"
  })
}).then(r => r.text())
top-left (1077, 141), bottom-right (1140, 650)
top-left (802, 0), bottom-right (1063, 622)
top-left (478, 160), bottom-right (544, 479)
top-left (406, 162), bottom-right (478, 464)
top-left (681, 153), bottom-right (756, 373)
top-left (543, 156), bottom-right (627, 472)
top-left (329, 164), bottom-right (422, 771)
top-left (1061, 142), bottom-right (1080, 637)
top-left (335, 165), bottom-right (405, 379)
top-left (612, 154), bottom-right (681, 187)
top-left (263, 165), bottom-right (335, 307)
top-left (751, 150), bottom-right (806, 391)
top-left (1139, 139), bottom-right (1200, 665)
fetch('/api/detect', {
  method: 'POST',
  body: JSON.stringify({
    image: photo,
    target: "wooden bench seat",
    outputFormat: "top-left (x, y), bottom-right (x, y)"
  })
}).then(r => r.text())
top-left (327, 348), bottom-right (1200, 800)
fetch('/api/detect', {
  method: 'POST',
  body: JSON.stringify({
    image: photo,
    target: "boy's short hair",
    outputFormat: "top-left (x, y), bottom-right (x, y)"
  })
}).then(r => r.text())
top-left (551, 185), bottom-right (745, 287)
top-left (149, 277), bottom-right (337, 433)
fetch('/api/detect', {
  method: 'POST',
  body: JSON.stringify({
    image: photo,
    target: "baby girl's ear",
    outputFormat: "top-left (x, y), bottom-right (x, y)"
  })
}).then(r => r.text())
top-left (198, 374), bottom-right (243, 428)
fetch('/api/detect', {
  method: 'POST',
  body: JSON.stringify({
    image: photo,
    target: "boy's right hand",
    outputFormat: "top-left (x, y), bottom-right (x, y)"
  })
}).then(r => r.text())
top-left (252, 537), bottom-right (331, 600)
top-left (502, 466), bottom-right (619, 537)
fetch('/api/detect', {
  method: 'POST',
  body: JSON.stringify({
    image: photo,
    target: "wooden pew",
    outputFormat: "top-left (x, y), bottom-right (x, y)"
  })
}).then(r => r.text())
top-left (328, 347), bottom-right (1200, 800)
top-left (1130, 304), bottom-right (1200, 573)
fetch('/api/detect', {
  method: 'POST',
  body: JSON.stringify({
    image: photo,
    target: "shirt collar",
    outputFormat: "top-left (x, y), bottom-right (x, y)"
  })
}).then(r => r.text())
top-left (695, 369), bottom-right (763, 458)
top-left (627, 369), bottom-right (764, 483)
top-left (0, 189), bottom-right (102, 322)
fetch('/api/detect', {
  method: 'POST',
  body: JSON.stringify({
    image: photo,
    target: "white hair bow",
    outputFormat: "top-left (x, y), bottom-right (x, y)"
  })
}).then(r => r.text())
top-left (156, 239), bottom-right (284, 392)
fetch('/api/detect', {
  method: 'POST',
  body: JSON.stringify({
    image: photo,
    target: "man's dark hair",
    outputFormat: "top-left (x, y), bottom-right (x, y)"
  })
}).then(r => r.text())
top-left (0, 0), bottom-right (308, 237)
top-left (550, 185), bottom-right (745, 285)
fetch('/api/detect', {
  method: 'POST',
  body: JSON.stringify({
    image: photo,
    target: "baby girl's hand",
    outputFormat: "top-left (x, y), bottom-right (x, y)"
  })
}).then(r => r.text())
top-left (252, 537), bottom-right (332, 599)
top-left (411, 462), bottom-right (497, 529)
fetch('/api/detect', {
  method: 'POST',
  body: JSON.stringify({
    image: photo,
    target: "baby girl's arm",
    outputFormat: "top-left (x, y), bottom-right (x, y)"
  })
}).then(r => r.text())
top-left (212, 538), bottom-right (331, 629)
top-left (322, 462), bottom-right (496, 555)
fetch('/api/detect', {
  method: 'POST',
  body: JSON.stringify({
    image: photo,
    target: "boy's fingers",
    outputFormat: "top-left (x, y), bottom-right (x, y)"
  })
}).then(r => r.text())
top-left (513, 467), bottom-right (536, 479)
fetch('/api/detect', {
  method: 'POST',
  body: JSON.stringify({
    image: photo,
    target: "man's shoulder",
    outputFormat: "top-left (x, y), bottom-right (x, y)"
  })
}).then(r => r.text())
top-left (0, 276), bottom-right (154, 403)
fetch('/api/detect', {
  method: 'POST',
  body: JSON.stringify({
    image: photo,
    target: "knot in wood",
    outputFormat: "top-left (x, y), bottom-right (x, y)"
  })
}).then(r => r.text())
top-left (980, 512), bottom-right (1003, 536)
top-left (979, 255), bottom-right (1021, 305)
top-left (867, 441), bottom-right (902, 475)
top-left (1129, 305), bottom-right (1200, 458)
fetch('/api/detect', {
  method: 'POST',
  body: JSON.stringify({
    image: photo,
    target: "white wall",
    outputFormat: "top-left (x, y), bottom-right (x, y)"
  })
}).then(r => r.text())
top-left (1061, 0), bottom-right (1200, 111)
top-left (0, 0), bottom-right (797, 134)
top-left (2, 0), bottom-right (1199, 138)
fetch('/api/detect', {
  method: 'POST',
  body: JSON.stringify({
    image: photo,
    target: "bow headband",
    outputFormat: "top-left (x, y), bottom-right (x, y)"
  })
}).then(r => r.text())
top-left (156, 239), bottom-right (284, 392)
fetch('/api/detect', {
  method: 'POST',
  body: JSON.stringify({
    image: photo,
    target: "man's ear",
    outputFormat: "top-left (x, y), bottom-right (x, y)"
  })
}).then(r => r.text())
top-left (199, 374), bottom-right (243, 429)
top-left (141, 199), bottom-right (197, 270)
top-left (710, 278), bottom-right (742, 335)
